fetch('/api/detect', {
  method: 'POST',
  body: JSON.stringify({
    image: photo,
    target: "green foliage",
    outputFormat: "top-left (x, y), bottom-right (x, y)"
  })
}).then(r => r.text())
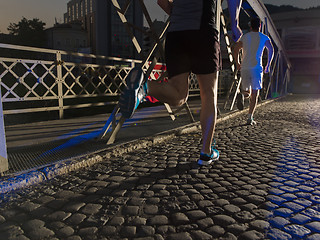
top-left (7, 17), bottom-right (46, 47)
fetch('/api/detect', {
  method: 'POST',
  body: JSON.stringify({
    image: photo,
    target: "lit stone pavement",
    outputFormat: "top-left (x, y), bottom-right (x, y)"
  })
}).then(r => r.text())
top-left (0, 94), bottom-right (320, 240)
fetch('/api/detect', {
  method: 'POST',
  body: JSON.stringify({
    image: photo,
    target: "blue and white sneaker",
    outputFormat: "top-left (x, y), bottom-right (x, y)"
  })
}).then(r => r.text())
top-left (118, 67), bottom-right (148, 119)
top-left (247, 117), bottom-right (257, 125)
top-left (197, 142), bottom-right (219, 166)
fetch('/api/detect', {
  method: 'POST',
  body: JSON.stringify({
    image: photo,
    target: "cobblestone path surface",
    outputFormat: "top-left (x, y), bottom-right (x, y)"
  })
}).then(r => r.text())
top-left (0, 94), bottom-right (320, 240)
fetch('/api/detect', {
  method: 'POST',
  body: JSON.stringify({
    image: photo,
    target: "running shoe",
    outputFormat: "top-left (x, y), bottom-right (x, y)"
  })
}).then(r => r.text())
top-left (118, 67), bottom-right (147, 119)
top-left (236, 92), bottom-right (244, 110)
top-left (197, 143), bottom-right (220, 166)
top-left (247, 117), bottom-right (257, 125)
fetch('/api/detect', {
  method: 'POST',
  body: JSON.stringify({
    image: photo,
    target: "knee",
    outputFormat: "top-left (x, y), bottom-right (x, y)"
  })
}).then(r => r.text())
top-left (201, 89), bottom-right (216, 102)
top-left (169, 95), bottom-right (188, 107)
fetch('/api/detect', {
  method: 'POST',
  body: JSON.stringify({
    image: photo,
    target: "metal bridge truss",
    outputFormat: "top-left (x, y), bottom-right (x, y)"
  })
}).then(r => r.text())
top-left (0, 0), bottom-right (291, 173)
top-left (99, 0), bottom-right (197, 145)
top-left (106, 0), bottom-right (291, 144)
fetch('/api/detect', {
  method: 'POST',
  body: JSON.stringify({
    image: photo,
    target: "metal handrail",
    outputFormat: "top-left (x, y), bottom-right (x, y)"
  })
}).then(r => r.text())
top-left (0, 43), bottom-right (211, 119)
top-left (0, 42), bottom-right (233, 121)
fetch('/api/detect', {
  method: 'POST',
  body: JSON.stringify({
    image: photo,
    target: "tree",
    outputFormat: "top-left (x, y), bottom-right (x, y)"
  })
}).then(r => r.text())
top-left (7, 17), bottom-right (46, 47)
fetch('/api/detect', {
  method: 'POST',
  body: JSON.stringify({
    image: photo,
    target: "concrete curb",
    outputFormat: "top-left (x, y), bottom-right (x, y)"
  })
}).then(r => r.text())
top-left (0, 97), bottom-right (281, 194)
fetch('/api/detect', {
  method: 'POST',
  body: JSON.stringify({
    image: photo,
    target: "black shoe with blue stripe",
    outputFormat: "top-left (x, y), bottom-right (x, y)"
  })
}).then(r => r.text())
top-left (247, 117), bottom-right (257, 125)
top-left (197, 141), bottom-right (220, 166)
top-left (118, 67), bottom-right (147, 119)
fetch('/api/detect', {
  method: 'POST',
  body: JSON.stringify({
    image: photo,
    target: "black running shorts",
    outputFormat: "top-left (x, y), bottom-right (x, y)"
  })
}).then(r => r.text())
top-left (165, 29), bottom-right (222, 78)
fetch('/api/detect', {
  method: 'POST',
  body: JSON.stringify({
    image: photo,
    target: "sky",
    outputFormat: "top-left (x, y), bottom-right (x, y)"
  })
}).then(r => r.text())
top-left (0, 0), bottom-right (320, 34)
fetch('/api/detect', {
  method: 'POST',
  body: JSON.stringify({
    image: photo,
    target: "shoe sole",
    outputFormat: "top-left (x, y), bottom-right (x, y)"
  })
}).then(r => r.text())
top-left (197, 152), bottom-right (219, 166)
top-left (197, 159), bottom-right (214, 165)
top-left (128, 68), bottom-right (144, 89)
top-left (119, 88), bottom-right (140, 119)
top-left (119, 68), bottom-right (145, 119)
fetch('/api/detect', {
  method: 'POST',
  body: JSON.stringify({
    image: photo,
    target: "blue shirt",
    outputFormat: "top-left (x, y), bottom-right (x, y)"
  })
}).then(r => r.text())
top-left (240, 32), bottom-right (271, 70)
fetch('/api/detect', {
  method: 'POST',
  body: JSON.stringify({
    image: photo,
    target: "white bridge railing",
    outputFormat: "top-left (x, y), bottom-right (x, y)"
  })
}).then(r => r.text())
top-left (0, 43), bottom-right (160, 119)
top-left (0, 43), bottom-right (233, 173)
top-left (0, 43), bottom-right (232, 119)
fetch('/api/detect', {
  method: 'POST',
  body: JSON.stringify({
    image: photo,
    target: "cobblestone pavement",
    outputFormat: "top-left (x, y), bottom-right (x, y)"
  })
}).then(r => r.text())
top-left (0, 94), bottom-right (320, 240)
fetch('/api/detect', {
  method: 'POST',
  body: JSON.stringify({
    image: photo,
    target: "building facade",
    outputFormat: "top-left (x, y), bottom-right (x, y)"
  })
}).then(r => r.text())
top-left (272, 9), bottom-right (320, 93)
top-left (63, 0), bottom-right (144, 59)
top-left (46, 22), bottom-right (89, 52)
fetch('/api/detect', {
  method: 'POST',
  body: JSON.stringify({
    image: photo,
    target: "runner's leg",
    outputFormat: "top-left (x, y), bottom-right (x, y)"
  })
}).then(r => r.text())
top-left (248, 68), bottom-right (263, 120)
top-left (197, 72), bottom-right (219, 154)
top-left (249, 89), bottom-right (259, 117)
top-left (147, 73), bottom-right (189, 107)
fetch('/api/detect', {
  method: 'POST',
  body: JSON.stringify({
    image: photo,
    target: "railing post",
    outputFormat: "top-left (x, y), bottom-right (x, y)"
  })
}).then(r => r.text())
top-left (275, 52), bottom-right (281, 96)
top-left (0, 87), bottom-right (9, 174)
top-left (286, 68), bottom-right (290, 94)
top-left (56, 51), bottom-right (64, 119)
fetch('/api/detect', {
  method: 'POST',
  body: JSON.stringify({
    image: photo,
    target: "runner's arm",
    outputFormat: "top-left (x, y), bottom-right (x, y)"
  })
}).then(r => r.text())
top-left (227, 0), bottom-right (243, 42)
top-left (233, 40), bottom-right (243, 71)
top-left (157, 0), bottom-right (173, 15)
top-left (264, 40), bottom-right (274, 73)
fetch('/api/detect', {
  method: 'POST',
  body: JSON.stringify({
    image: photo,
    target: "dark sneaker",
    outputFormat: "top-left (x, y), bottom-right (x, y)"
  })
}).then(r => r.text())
top-left (197, 146), bottom-right (219, 166)
top-left (118, 67), bottom-right (147, 119)
top-left (236, 92), bottom-right (244, 110)
top-left (247, 118), bottom-right (257, 125)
